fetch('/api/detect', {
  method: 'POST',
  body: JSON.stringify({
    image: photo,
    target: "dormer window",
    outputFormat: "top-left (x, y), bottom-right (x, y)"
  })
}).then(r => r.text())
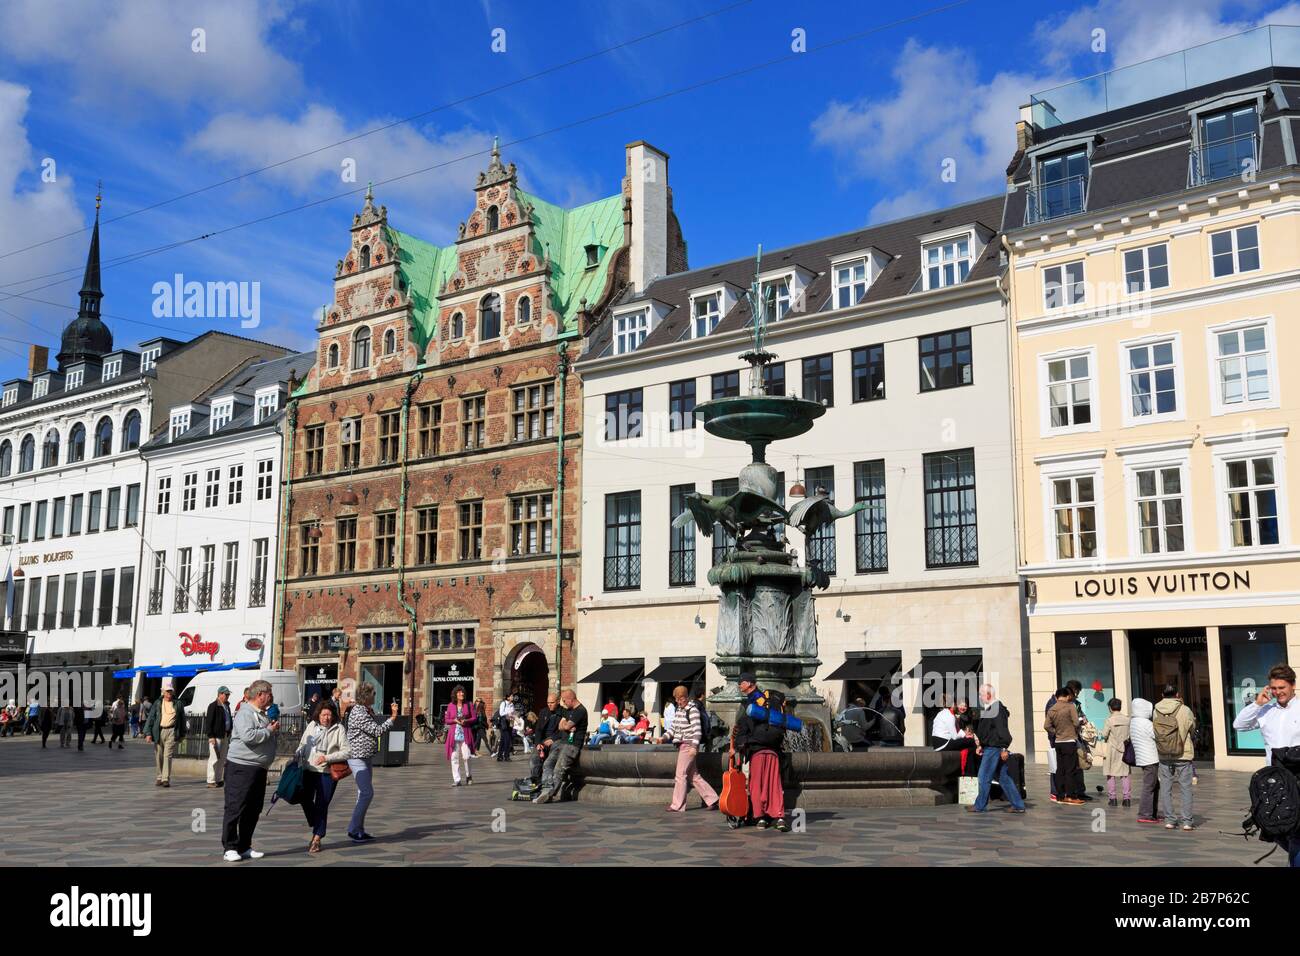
top-left (692, 292), bottom-right (721, 338)
top-left (169, 410), bottom-right (190, 441)
top-left (102, 358), bottom-right (121, 382)
top-left (255, 388), bottom-right (279, 424)
top-left (834, 258), bottom-right (870, 308)
top-left (923, 234), bottom-right (973, 290)
top-left (760, 276), bottom-right (791, 323)
top-left (33, 379), bottom-right (48, 399)
top-left (1029, 147), bottom-right (1088, 223)
top-left (585, 243), bottom-right (600, 268)
top-left (486, 206), bottom-right (499, 232)
top-left (360, 245), bottom-right (371, 269)
top-left (614, 309), bottom-right (649, 355)
top-left (210, 400), bottom-right (233, 433)
top-left (140, 348), bottom-right (160, 372)
top-left (65, 369), bottom-right (83, 390)
top-left (1195, 105), bottom-right (1258, 185)
top-left (2, 387), bottom-right (16, 407)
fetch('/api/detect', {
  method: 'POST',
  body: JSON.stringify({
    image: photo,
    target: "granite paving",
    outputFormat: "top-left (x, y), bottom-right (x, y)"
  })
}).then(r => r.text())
top-left (0, 734), bottom-right (1280, 866)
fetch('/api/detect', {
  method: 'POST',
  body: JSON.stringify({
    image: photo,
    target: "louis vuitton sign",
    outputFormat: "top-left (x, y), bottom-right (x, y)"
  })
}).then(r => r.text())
top-left (1071, 569), bottom-right (1251, 599)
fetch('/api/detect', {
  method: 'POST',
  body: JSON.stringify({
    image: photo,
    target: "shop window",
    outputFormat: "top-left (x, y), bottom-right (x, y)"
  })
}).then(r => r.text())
top-left (1221, 625), bottom-right (1288, 755)
top-left (1055, 631), bottom-right (1114, 733)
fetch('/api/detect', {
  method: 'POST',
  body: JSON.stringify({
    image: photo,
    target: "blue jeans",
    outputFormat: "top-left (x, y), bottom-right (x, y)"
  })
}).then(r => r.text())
top-left (347, 758), bottom-right (373, 835)
top-left (590, 732), bottom-right (613, 747)
top-left (302, 770), bottom-right (338, 838)
top-left (1287, 836), bottom-right (1300, 868)
top-left (973, 747), bottom-right (1025, 811)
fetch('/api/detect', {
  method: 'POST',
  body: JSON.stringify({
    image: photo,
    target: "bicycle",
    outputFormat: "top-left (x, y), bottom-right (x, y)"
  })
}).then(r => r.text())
top-left (413, 712), bottom-right (448, 744)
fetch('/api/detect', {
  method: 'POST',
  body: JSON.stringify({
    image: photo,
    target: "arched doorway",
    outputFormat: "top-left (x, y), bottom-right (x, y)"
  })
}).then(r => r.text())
top-left (505, 642), bottom-right (549, 717)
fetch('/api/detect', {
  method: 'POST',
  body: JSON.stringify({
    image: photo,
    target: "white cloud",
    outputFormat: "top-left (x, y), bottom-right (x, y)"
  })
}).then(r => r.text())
top-left (0, 0), bottom-right (302, 110)
top-left (811, 0), bottom-right (1300, 220)
top-left (812, 40), bottom-right (1058, 222)
top-left (187, 106), bottom-right (495, 241)
top-left (0, 81), bottom-right (86, 350)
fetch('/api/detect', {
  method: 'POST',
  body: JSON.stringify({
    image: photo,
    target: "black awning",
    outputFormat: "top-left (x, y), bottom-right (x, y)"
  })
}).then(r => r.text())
top-left (645, 658), bottom-right (706, 683)
top-left (579, 659), bottom-right (645, 684)
top-left (913, 653), bottom-right (984, 682)
top-left (826, 654), bottom-right (901, 682)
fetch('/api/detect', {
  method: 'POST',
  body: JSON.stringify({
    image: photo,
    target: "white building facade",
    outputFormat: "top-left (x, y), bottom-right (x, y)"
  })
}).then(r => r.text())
top-left (134, 353), bottom-right (311, 693)
top-left (576, 196), bottom-right (1033, 747)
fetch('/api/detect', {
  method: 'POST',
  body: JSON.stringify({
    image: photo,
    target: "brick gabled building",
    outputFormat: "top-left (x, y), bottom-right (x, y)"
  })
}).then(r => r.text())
top-left (278, 140), bottom-right (685, 719)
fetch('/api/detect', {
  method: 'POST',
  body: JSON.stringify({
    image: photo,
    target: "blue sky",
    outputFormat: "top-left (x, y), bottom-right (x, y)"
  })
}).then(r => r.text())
top-left (0, 0), bottom-right (1295, 381)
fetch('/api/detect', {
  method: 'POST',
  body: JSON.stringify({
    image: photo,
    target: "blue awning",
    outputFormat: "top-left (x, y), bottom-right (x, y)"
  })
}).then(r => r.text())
top-left (113, 666), bottom-right (145, 678)
top-left (113, 660), bottom-right (260, 679)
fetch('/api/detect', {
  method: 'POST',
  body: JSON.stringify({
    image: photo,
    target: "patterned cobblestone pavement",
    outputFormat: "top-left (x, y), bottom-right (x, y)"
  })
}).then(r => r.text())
top-left (0, 734), bottom-right (1279, 866)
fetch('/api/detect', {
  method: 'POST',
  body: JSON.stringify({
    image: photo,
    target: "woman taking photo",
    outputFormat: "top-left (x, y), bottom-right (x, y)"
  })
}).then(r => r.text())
top-left (344, 683), bottom-right (398, 843)
top-left (296, 700), bottom-right (351, 853)
top-left (445, 685), bottom-right (475, 786)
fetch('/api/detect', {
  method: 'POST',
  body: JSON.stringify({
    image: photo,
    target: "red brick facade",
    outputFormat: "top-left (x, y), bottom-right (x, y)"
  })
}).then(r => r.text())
top-left (277, 158), bottom-right (612, 719)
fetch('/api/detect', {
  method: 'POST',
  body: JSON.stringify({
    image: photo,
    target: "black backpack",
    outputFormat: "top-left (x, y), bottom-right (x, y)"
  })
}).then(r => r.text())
top-left (692, 702), bottom-right (711, 752)
top-left (1241, 759), bottom-right (1300, 863)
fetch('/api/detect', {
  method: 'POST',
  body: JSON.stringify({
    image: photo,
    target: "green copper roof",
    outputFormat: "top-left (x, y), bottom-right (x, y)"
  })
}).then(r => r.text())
top-left (518, 189), bottom-right (624, 335)
top-left (387, 225), bottom-right (458, 355)
top-left (381, 189), bottom-right (623, 355)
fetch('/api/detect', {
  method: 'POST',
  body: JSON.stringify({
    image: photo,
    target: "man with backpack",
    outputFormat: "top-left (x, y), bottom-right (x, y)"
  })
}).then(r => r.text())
top-left (1153, 684), bottom-right (1197, 831)
top-left (1233, 664), bottom-right (1300, 865)
top-left (664, 685), bottom-right (719, 812)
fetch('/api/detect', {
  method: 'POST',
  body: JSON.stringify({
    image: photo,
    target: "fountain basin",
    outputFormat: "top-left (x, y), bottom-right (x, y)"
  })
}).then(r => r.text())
top-left (571, 747), bottom-right (961, 808)
top-left (697, 395), bottom-right (825, 449)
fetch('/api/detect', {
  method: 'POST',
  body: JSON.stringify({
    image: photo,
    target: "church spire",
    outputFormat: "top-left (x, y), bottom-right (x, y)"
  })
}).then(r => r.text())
top-left (58, 185), bottom-right (113, 372)
top-left (77, 181), bottom-right (103, 320)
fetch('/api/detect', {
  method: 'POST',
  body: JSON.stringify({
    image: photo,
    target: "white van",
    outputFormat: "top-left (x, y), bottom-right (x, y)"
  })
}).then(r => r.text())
top-left (176, 669), bottom-right (301, 720)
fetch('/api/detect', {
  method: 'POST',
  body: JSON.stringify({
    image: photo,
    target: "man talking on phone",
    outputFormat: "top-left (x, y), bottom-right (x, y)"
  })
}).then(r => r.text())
top-left (1233, 664), bottom-right (1300, 866)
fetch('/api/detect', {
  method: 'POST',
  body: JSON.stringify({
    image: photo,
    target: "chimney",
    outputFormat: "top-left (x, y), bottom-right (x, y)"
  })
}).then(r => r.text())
top-left (28, 345), bottom-right (48, 381)
top-left (624, 141), bottom-right (669, 293)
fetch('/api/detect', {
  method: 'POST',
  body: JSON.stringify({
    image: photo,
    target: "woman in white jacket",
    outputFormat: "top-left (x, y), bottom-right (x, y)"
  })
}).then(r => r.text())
top-left (1129, 698), bottom-right (1161, 823)
top-left (296, 701), bottom-right (352, 853)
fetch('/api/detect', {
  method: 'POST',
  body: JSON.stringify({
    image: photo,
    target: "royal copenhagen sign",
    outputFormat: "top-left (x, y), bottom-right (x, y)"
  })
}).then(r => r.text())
top-left (1072, 569), bottom-right (1251, 599)
top-left (178, 632), bottom-right (220, 661)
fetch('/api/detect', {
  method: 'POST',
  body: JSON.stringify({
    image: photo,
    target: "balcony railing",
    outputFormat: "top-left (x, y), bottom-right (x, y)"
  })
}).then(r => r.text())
top-left (249, 580), bottom-right (266, 608)
top-left (1024, 174), bottom-right (1088, 225)
top-left (1029, 25), bottom-right (1300, 129)
top-left (1188, 132), bottom-right (1258, 187)
top-left (196, 582), bottom-right (212, 611)
top-left (173, 588), bottom-right (189, 613)
top-left (603, 553), bottom-right (641, 591)
top-left (219, 582), bottom-right (236, 610)
top-left (147, 589), bottom-right (163, 615)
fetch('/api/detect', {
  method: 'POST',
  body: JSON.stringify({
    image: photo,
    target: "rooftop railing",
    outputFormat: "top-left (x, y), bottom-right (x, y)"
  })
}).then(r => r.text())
top-left (1188, 131), bottom-right (1259, 187)
top-left (1030, 25), bottom-right (1300, 130)
top-left (1024, 174), bottom-right (1089, 224)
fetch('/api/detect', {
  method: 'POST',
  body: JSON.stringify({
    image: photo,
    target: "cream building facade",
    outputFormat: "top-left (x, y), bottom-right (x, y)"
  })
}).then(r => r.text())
top-left (577, 196), bottom-right (1031, 747)
top-left (1005, 26), bottom-right (1300, 770)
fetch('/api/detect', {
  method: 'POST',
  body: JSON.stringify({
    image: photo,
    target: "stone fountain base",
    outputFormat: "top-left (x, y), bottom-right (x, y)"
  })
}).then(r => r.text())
top-left (571, 746), bottom-right (961, 808)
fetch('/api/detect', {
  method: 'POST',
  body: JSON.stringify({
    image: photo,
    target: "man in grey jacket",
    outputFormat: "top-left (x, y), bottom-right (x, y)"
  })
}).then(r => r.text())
top-left (221, 679), bottom-right (280, 862)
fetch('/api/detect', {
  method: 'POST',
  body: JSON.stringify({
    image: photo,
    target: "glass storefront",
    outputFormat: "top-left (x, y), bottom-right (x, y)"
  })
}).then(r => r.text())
top-left (301, 662), bottom-right (338, 712)
top-left (427, 659), bottom-right (475, 718)
top-left (1055, 631), bottom-right (1115, 732)
top-left (1130, 628), bottom-right (1213, 760)
top-left (1221, 624), bottom-right (1289, 755)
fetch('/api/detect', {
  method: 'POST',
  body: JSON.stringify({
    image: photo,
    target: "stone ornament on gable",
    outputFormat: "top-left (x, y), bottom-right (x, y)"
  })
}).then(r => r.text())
top-left (362, 607), bottom-right (405, 627)
top-left (433, 602), bottom-right (473, 622)
top-left (512, 477), bottom-right (550, 494)
top-left (478, 248), bottom-right (506, 283)
top-left (504, 579), bottom-right (549, 619)
top-left (300, 611), bottom-right (337, 631)
top-left (351, 283), bottom-right (377, 316)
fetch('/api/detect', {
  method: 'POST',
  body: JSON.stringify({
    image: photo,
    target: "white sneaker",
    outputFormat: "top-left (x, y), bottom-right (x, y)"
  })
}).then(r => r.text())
top-left (240, 849), bottom-right (265, 860)
top-left (223, 850), bottom-right (241, 863)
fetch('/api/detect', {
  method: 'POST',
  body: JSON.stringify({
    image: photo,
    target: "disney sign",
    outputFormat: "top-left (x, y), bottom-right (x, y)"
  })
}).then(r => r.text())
top-left (179, 632), bottom-right (220, 661)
